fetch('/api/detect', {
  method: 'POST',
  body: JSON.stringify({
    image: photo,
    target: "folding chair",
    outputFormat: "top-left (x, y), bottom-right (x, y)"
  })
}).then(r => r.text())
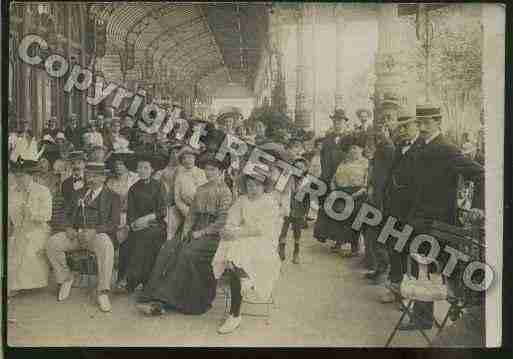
top-left (385, 254), bottom-right (449, 346)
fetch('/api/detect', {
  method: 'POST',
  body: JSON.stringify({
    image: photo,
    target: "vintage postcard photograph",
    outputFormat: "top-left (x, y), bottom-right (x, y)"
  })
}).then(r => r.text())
top-left (4, 1), bottom-right (506, 349)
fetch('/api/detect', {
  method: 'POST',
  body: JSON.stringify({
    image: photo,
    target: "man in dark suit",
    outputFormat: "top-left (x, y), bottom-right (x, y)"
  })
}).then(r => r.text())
top-left (383, 105), bottom-right (484, 331)
top-left (364, 96), bottom-right (400, 282)
top-left (46, 162), bottom-right (121, 312)
top-left (61, 151), bottom-right (86, 205)
top-left (313, 109), bottom-right (354, 247)
top-left (380, 109), bottom-right (423, 302)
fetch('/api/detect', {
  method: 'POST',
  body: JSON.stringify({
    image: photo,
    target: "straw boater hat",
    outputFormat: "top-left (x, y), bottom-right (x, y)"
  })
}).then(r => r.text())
top-left (84, 162), bottom-right (110, 176)
top-left (329, 109), bottom-right (349, 122)
top-left (355, 108), bottom-right (371, 118)
top-left (11, 158), bottom-right (41, 173)
top-left (396, 108), bottom-right (416, 125)
top-left (381, 93), bottom-right (401, 108)
top-left (416, 104), bottom-right (442, 121)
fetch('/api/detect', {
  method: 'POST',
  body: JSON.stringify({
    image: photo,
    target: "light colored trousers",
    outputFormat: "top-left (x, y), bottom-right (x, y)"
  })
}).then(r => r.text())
top-left (46, 232), bottom-right (114, 292)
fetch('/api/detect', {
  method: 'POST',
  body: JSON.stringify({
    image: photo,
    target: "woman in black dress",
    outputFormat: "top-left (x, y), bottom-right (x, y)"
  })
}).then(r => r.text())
top-left (136, 155), bottom-right (232, 315)
top-left (126, 154), bottom-right (167, 292)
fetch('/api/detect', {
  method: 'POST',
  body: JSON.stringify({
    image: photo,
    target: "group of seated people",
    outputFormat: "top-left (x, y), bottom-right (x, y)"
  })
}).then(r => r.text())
top-left (8, 108), bottom-right (327, 334)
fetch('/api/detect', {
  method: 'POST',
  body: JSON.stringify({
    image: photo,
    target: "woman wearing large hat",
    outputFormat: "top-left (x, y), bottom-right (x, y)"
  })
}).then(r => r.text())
top-left (153, 143), bottom-right (185, 242)
top-left (105, 151), bottom-right (139, 289)
top-left (125, 152), bottom-right (169, 292)
top-left (173, 145), bottom-right (207, 233)
top-left (8, 158), bottom-right (52, 296)
top-left (137, 154), bottom-right (232, 316)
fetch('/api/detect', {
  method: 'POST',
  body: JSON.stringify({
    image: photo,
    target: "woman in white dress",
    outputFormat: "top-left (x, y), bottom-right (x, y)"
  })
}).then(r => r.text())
top-left (174, 146), bottom-right (207, 236)
top-left (212, 174), bottom-right (282, 334)
top-left (8, 159), bottom-right (52, 296)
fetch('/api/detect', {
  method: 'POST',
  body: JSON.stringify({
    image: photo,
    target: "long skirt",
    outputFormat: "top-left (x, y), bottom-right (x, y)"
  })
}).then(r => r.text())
top-left (8, 223), bottom-right (50, 292)
top-left (314, 186), bottom-right (363, 245)
top-left (126, 225), bottom-right (165, 290)
top-left (139, 238), bottom-right (220, 315)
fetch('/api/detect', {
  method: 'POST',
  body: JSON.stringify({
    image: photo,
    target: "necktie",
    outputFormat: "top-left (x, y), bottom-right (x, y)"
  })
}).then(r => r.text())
top-left (84, 190), bottom-right (95, 206)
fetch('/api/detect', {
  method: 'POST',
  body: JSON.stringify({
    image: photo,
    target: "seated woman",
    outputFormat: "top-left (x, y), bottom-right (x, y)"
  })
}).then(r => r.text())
top-left (106, 152), bottom-right (139, 289)
top-left (8, 158), bottom-right (52, 297)
top-left (136, 155), bottom-right (232, 315)
top-left (126, 155), bottom-right (167, 292)
top-left (330, 145), bottom-right (369, 255)
top-left (173, 146), bottom-right (207, 234)
top-left (212, 174), bottom-right (282, 334)
top-left (153, 144), bottom-right (183, 241)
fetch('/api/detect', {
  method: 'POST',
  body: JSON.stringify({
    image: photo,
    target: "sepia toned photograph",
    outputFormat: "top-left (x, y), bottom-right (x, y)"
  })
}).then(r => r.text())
top-left (4, 1), bottom-right (505, 349)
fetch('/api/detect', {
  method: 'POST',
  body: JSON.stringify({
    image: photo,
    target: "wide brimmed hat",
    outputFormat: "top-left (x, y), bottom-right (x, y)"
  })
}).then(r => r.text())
top-left (67, 151), bottom-right (87, 162)
top-left (177, 145), bottom-right (200, 160)
top-left (416, 104), bottom-right (442, 120)
top-left (105, 152), bottom-right (137, 172)
top-left (329, 109), bottom-right (349, 122)
top-left (84, 162), bottom-right (110, 176)
top-left (396, 109), bottom-right (416, 125)
top-left (135, 152), bottom-right (167, 171)
top-left (381, 93), bottom-right (401, 108)
top-left (11, 158), bottom-right (41, 173)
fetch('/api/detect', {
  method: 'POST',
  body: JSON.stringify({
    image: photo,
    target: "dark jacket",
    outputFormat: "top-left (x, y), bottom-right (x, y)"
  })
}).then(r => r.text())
top-left (64, 125), bottom-right (83, 149)
top-left (408, 134), bottom-right (484, 225)
top-left (320, 132), bottom-right (363, 182)
top-left (382, 139), bottom-right (424, 222)
top-left (66, 186), bottom-right (121, 239)
top-left (368, 138), bottom-right (396, 209)
top-left (62, 174), bottom-right (84, 205)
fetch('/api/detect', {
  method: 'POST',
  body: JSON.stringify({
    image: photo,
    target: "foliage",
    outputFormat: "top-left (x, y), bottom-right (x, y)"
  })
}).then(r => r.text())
top-left (246, 104), bottom-right (314, 142)
top-left (405, 5), bottom-right (482, 143)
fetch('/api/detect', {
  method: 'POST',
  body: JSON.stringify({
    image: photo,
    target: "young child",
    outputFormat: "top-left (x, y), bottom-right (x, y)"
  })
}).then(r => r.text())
top-left (278, 157), bottom-right (311, 264)
top-left (330, 145), bottom-right (369, 255)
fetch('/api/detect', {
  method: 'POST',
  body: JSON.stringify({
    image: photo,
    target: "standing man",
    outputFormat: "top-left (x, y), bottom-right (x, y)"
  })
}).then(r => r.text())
top-left (314, 109), bottom-right (353, 248)
top-left (380, 108), bottom-right (422, 304)
top-left (46, 162), bottom-right (121, 312)
top-left (355, 108), bottom-right (372, 132)
top-left (364, 95), bottom-right (400, 282)
top-left (65, 114), bottom-right (83, 149)
top-left (383, 105), bottom-right (484, 331)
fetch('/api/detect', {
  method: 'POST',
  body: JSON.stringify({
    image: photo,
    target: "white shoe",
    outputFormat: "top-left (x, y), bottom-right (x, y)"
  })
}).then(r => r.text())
top-left (97, 293), bottom-right (112, 312)
top-left (217, 314), bottom-right (242, 334)
top-left (58, 278), bottom-right (74, 301)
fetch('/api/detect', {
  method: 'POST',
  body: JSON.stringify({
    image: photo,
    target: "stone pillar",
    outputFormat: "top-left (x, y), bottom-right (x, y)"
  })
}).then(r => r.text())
top-left (294, 4), bottom-right (313, 129)
top-left (374, 4), bottom-right (413, 113)
top-left (481, 3), bottom-right (505, 348)
top-left (334, 3), bottom-right (346, 110)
